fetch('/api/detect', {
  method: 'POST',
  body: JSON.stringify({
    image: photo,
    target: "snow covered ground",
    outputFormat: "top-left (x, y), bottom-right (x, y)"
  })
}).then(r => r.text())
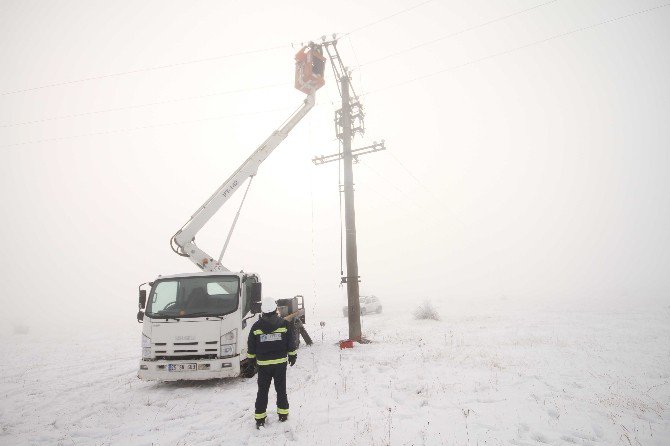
top-left (1, 301), bottom-right (668, 445)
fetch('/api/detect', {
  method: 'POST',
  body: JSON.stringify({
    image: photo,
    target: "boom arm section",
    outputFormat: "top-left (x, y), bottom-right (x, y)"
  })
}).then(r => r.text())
top-left (171, 93), bottom-right (316, 272)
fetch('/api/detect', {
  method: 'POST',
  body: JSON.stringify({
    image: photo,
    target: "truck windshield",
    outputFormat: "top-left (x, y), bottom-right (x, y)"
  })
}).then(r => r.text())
top-left (146, 276), bottom-right (239, 318)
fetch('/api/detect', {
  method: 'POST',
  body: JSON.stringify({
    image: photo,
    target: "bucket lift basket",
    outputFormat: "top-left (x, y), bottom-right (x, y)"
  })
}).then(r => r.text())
top-left (295, 44), bottom-right (326, 94)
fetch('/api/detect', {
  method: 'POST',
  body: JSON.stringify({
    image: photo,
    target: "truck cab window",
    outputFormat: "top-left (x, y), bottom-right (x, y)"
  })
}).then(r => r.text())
top-left (147, 276), bottom-right (239, 317)
top-left (243, 277), bottom-right (257, 315)
top-left (150, 281), bottom-right (178, 313)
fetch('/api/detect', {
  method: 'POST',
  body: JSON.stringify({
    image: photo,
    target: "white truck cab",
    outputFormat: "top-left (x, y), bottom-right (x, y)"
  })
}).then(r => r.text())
top-left (137, 272), bottom-right (261, 381)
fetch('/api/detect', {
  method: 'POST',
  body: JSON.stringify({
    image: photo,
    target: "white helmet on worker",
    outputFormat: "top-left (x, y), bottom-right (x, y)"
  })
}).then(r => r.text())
top-left (261, 298), bottom-right (277, 314)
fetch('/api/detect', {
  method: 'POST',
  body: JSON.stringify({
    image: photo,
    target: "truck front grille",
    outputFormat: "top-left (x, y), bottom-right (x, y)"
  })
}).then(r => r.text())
top-left (151, 341), bottom-right (221, 359)
top-left (155, 354), bottom-right (218, 361)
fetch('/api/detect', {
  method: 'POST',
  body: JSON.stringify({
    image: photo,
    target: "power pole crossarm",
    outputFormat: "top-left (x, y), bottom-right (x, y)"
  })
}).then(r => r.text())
top-left (171, 93), bottom-right (316, 272)
top-left (312, 140), bottom-right (386, 165)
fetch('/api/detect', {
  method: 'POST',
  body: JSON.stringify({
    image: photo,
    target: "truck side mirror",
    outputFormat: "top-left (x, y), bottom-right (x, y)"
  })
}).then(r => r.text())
top-left (137, 310), bottom-right (144, 323)
top-left (250, 282), bottom-right (262, 303)
top-left (250, 282), bottom-right (262, 313)
top-left (139, 290), bottom-right (147, 309)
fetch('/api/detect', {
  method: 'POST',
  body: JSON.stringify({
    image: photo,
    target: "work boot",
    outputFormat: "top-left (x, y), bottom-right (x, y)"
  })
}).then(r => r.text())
top-left (278, 413), bottom-right (288, 422)
top-left (256, 417), bottom-right (266, 429)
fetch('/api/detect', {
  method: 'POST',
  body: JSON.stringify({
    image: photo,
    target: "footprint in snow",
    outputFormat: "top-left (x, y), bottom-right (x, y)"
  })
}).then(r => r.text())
top-left (530, 431), bottom-right (550, 444)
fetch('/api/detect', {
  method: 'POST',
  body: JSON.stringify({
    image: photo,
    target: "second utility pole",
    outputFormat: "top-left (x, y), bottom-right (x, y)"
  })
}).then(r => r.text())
top-left (341, 75), bottom-right (362, 341)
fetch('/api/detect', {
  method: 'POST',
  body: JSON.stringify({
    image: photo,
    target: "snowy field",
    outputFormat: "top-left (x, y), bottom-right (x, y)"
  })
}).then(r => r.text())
top-left (1, 301), bottom-right (668, 445)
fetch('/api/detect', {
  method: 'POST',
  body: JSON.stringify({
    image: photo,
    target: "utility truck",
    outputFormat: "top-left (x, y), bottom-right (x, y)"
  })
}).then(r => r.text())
top-left (136, 44), bottom-right (325, 381)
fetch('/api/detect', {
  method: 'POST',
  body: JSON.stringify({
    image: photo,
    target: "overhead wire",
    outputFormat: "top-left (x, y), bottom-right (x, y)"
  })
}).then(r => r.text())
top-left (0, 0), bottom-right (537, 127)
top-left (0, 0), bottom-right (438, 98)
top-left (386, 151), bottom-right (465, 226)
top-left (355, 170), bottom-right (446, 230)
top-left (5, 2), bottom-right (667, 147)
top-left (307, 113), bottom-right (319, 320)
top-left (343, 0), bottom-right (438, 37)
top-left (361, 2), bottom-right (670, 97)
top-left (357, 0), bottom-right (561, 68)
top-left (356, 158), bottom-right (454, 229)
top-left (1, 97), bottom-right (338, 148)
top-left (0, 106), bottom-right (294, 149)
top-left (0, 44), bottom-right (290, 96)
top-left (346, 35), bottom-right (364, 89)
top-left (1, 82), bottom-right (289, 128)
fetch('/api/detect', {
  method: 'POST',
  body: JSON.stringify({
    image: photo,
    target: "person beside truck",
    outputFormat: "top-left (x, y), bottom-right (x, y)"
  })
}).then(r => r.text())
top-left (247, 298), bottom-right (298, 428)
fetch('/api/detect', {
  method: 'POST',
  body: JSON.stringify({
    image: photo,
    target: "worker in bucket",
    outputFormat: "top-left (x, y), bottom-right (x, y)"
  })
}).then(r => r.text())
top-left (247, 297), bottom-right (298, 428)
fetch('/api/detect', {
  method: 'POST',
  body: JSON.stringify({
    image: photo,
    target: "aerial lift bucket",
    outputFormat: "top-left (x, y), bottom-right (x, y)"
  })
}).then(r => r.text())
top-left (295, 44), bottom-right (326, 94)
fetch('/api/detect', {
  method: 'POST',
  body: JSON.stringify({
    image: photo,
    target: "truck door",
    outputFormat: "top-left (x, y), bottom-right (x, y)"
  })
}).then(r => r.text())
top-left (241, 275), bottom-right (259, 353)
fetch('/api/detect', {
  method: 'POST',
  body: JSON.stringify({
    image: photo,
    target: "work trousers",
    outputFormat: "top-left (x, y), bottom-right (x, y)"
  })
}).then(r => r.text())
top-left (255, 362), bottom-right (288, 418)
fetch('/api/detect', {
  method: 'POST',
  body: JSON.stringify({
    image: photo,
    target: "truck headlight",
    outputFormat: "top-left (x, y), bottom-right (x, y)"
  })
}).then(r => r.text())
top-left (220, 344), bottom-right (235, 357)
top-left (142, 334), bottom-right (151, 358)
top-left (221, 329), bottom-right (237, 343)
top-left (220, 330), bottom-right (236, 357)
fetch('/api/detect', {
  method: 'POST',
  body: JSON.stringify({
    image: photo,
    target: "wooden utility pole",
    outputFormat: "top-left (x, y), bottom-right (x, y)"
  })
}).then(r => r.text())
top-left (312, 40), bottom-right (386, 341)
top-left (341, 75), bottom-right (362, 340)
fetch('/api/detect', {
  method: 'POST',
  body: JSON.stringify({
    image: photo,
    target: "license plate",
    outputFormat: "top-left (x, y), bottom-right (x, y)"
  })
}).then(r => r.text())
top-left (168, 363), bottom-right (197, 372)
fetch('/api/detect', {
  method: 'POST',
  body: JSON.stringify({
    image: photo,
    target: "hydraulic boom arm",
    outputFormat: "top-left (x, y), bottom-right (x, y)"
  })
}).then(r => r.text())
top-left (171, 92), bottom-right (316, 272)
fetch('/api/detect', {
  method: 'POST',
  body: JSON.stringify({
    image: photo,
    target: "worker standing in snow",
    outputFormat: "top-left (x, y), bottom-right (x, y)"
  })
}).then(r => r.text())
top-left (247, 298), bottom-right (298, 428)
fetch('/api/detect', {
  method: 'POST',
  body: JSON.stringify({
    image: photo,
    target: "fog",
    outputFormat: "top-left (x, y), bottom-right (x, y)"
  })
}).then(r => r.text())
top-left (1, 0), bottom-right (669, 334)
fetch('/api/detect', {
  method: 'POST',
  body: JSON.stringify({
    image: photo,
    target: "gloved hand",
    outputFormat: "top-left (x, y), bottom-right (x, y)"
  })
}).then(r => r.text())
top-left (249, 358), bottom-right (256, 369)
top-left (288, 354), bottom-right (297, 366)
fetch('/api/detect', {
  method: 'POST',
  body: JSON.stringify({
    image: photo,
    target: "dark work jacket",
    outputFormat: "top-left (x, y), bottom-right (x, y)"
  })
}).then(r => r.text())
top-left (247, 313), bottom-right (298, 365)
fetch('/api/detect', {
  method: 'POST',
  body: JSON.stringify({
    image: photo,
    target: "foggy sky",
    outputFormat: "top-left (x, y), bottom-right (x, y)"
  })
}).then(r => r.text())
top-left (1, 0), bottom-right (669, 332)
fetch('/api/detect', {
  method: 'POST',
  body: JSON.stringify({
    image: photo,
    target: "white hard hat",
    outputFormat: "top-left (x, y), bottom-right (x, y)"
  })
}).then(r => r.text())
top-left (261, 298), bottom-right (277, 313)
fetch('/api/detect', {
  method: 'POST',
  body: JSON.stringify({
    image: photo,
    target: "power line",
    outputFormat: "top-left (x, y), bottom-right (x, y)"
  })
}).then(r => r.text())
top-left (358, 0), bottom-right (561, 68)
top-left (2, 0), bottom-right (543, 130)
top-left (0, 106), bottom-right (293, 149)
top-left (4, 2), bottom-right (664, 139)
top-left (344, 0), bottom-right (438, 36)
top-left (355, 170), bottom-right (444, 230)
top-left (1, 0), bottom-right (437, 98)
top-left (2, 98), bottom-right (333, 148)
top-left (362, 2), bottom-right (670, 97)
top-left (357, 158), bottom-right (455, 229)
top-left (0, 82), bottom-right (288, 128)
top-left (0, 0), bottom-right (555, 131)
top-left (346, 35), bottom-right (364, 88)
top-left (386, 151), bottom-right (465, 226)
top-left (0, 44), bottom-right (289, 97)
